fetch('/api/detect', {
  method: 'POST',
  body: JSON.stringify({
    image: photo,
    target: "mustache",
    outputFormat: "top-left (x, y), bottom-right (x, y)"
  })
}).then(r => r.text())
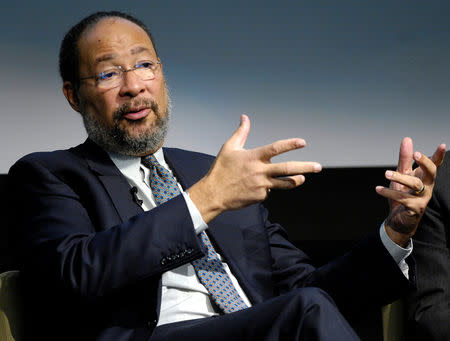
top-left (113, 99), bottom-right (159, 121)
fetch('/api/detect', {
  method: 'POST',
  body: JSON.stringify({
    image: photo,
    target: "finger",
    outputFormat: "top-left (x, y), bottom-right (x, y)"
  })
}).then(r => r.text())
top-left (413, 152), bottom-right (434, 185)
top-left (410, 143), bottom-right (446, 182)
top-left (225, 114), bottom-right (251, 150)
top-left (254, 138), bottom-right (306, 161)
top-left (430, 143), bottom-right (446, 167)
top-left (375, 186), bottom-right (423, 211)
top-left (397, 137), bottom-right (413, 174)
top-left (385, 170), bottom-right (424, 193)
top-left (270, 175), bottom-right (306, 190)
top-left (266, 161), bottom-right (322, 177)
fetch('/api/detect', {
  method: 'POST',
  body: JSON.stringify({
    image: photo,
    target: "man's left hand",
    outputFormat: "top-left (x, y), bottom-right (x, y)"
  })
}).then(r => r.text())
top-left (376, 137), bottom-right (446, 247)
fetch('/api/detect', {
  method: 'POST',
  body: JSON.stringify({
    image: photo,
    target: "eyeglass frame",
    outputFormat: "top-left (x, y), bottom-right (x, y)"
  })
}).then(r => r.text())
top-left (79, 60), bottom-right (162, 89)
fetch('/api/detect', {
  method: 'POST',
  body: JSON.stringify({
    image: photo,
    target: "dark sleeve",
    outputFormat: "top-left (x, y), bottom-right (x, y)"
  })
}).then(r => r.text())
top-left (8, 157), bottom-right (205, 298)
top-left (406, 152), bottom-right (450, 341)
top-left (265, 206), bottom-right (412, 315)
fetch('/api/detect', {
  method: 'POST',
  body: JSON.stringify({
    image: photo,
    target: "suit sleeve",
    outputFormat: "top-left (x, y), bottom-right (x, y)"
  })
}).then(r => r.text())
top-left (405, 152), bottom-right (450, 340)
top-left (9, 157), bottom-right (205, 298)
top-left (263, 206), bottom-right (413, 315)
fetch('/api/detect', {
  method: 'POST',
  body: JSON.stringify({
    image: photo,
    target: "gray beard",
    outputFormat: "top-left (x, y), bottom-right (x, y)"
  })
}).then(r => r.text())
top-left (82, 98), bottom-right (170, 156)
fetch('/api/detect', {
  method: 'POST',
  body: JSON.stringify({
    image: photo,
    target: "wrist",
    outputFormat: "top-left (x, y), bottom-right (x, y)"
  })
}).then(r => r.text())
top-left (188, 176), bottom-right (224, 223)
top-left (384, 224), bottom-right (412, 247)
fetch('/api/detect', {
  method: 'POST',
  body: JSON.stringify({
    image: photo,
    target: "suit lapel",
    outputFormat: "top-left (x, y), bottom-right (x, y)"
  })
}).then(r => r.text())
top-left (97, 175), bottom-right (143, 222)
top-left (208, 217), bottom-right (264, 304)
top-left (162, 147), bottom-right (202, 190)
top-left (79, 139), bottom-right (143, 223)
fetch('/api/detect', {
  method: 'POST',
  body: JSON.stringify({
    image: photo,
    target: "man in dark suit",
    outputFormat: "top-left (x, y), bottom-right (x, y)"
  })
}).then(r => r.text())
top-left (406, 151), bottom-right (450, 341)
top-left (8, 11), bottom-right (446, 341)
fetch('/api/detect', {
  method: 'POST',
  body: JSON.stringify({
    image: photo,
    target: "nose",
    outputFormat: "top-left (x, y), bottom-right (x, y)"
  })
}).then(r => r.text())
top-left (118, 69), bottom-right (146, 98)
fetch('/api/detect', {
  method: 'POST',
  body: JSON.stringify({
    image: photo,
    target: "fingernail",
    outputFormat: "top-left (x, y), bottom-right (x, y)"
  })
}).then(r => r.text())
top-left (295, 139), bottom-right (305, 147)
top-left (385, 170), bottom-right (393, 178)
top-left (314, 163), bottom-right (322, 172)
top-left (414, 152), bottom-right (422, 160)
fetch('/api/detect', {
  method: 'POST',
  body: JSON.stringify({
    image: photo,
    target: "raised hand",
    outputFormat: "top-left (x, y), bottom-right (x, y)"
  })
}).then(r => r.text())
top-left (189, 115), bottom-right (322, 223)
top-left (376, 137), bottom-right (446, 246)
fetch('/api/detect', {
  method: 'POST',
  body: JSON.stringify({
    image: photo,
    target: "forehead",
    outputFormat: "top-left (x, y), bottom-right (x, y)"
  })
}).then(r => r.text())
top-left (77, 17), bottom-right (156, 66)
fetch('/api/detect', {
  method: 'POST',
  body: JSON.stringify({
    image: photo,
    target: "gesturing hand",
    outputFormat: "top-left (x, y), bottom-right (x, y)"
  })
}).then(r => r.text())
top-left (189, 115), bottom-right (322, 223)
top-left (376, 137), bottom-right (446, 246)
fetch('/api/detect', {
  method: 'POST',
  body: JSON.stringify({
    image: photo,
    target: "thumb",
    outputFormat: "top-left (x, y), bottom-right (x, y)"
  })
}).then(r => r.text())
top-left (225, 114), bottom-right (251, 150)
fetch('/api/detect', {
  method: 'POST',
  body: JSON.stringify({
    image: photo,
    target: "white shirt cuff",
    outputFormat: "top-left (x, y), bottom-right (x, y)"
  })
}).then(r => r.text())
top-left (182, 191), bottom-right (208, 234)
top-left (379, 221), bottom-right (413, 278)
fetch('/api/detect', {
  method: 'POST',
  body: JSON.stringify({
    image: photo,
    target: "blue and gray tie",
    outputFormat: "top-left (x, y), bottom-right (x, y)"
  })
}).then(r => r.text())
top-left (141, 154), bottom-right (248, 313)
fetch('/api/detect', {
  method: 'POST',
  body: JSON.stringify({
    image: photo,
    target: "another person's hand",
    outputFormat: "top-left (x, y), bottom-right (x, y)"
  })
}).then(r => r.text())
top-left (189, 115), bottom-right (322, 223)
top-left (376, 137), bottom-right (446, 246)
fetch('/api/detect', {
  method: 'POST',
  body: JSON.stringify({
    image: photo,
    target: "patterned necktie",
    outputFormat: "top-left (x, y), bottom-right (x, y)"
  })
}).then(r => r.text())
top-left (141, 154), bottom-right (248, 313)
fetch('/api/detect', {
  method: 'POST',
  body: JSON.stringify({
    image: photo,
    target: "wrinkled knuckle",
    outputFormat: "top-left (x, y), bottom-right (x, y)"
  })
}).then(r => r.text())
top-left (394, 171), bottom-right (403, 180)
top-left (414, 178), bottom-right (423, 189)
top-left (282, 177), bottom-right (294, 188)
top-left (269, 143), bottom-right (279, 156)
top-left (282, 163), bottom-right (290, 175)
top-left (252, 175), bottom-right (266, 189)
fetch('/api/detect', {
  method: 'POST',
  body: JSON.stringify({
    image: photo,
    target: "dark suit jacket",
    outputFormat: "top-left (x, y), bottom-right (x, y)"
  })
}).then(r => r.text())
top-left (8, 139), bottom-right (412, 341)
top-left (406, 151), bottom-right (450, 341)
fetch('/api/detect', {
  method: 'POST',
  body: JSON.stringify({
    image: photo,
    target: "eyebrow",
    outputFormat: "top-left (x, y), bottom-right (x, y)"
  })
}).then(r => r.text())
top-left (130, 46), bottom-right (150, 55)
top-left (93, 46), bottom-right (152, 65)
top-left (94, 54), bottom-right (116, 65)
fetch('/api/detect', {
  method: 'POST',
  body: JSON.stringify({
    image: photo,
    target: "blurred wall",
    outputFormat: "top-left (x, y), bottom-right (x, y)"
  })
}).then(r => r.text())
top-left (1, 0), bottom-right (449, 172)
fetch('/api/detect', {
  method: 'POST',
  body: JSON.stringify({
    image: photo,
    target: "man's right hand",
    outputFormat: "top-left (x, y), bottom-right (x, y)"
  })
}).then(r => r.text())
top-left (188, 114), bottom-right (322, 223)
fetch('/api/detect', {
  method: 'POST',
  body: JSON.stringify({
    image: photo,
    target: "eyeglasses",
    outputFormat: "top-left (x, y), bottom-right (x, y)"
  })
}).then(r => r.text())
top-left (80, 60), bottom-right (162, 90)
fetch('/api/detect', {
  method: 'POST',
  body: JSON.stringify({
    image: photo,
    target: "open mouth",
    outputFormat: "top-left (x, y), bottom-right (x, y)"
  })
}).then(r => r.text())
top-left (123, 107), bottom-right (151, 121)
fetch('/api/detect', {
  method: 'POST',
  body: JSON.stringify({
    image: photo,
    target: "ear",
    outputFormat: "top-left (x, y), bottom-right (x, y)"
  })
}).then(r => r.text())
top-left (62, 81), bottom-right (81, 113)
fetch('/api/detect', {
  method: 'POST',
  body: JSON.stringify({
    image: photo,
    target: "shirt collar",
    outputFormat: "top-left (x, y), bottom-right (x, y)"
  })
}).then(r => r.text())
top-left (108, 148), bottom-right (168, 180)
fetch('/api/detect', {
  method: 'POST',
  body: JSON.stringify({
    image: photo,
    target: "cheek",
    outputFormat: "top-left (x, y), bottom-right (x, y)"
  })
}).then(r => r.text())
top-left (156, 82), bottom-right (169, 107)
top-left (149, 78), bottom-right (167, 101)
top-left (80, 93), bottom-right (117, 125)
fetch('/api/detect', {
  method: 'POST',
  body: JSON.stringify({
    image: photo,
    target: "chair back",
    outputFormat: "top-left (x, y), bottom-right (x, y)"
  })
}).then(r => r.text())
top-left (382, 299), bottom-right (405, 341)
top-left (0, 271), bottom-right (23, 341)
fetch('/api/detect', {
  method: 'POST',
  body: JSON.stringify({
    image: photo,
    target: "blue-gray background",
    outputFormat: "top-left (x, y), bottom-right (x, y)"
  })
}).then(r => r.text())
top-left (1, 0), bottom-right (449, 173)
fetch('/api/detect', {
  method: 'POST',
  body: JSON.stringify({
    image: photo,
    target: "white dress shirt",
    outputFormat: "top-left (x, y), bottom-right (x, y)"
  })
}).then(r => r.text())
top-left (108, 149), bottom-right (412, 326)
